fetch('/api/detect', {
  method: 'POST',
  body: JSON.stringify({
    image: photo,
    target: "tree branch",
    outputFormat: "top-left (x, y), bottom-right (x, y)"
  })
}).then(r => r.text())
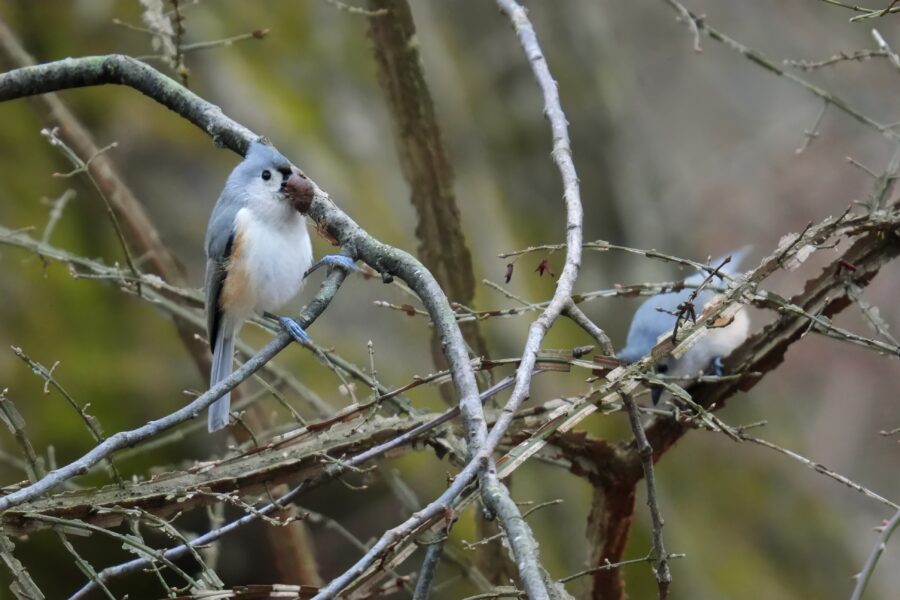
top-left (850, 507), bottom-right (900, 600)
top-left (0, 265), bottom-right (348, 512)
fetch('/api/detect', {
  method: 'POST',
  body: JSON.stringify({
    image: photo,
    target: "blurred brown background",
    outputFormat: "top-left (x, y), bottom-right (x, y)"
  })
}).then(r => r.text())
top-left (0, 0), bottom-right (899, 598)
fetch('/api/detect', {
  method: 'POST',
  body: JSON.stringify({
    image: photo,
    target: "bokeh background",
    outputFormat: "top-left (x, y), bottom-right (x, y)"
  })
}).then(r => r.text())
top-left (1, 0), bottom-right (899, 598)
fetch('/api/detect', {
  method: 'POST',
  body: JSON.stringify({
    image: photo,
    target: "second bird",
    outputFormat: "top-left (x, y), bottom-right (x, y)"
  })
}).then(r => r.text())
top-left (618, 249), bottom-right (751, 403)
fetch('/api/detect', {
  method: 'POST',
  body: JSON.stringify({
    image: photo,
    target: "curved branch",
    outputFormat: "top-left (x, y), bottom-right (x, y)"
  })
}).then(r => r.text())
top-left (0, 54), bottom-right (254, 151)
top-left (0, 53), bottom-right (528, 597)
top-left (850, 507), bottom-right (900, 600)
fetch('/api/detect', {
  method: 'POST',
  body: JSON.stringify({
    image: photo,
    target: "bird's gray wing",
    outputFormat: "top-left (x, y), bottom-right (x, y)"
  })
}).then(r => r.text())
top-left (204, 196), bottom-right (242, 348)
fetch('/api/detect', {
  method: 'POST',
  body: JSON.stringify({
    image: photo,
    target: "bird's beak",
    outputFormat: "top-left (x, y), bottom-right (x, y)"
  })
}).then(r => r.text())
top-left (282, 166), bottom-right (315, 213)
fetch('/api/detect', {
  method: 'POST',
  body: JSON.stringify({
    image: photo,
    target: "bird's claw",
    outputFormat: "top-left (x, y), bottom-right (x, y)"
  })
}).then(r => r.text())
top-left (305, 254), bottom-right (356, 278)
top-left (279, 317), bottom-right (311, 345)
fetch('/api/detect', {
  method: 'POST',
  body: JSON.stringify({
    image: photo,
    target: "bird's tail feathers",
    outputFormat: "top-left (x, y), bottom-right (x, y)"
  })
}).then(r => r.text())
top-left (208, 326), bottom-right (235, 433)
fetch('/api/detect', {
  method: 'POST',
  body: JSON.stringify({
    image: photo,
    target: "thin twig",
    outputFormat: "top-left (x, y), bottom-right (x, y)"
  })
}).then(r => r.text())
top-left (0, 267), bottom-right (350, 512)
top-left (412, 538), bottom-right (445, 600)
top-left (657, 1), bottom-right (895, 137)
top-left (784, 49), bottom-right (887, 71)
top-left (740, 436), bottom-right (898, 510)
top-left (10, 347), bottom-right (124, 486)
top-left (0, 391), bottom-right (44, 484)
top-left (40, 189), bottom-right (75, 244)
top-left (796, 100), bottom-right (828, 154)
top-left (71, 374), bottom-right (524, 598)
top-left (849, 508), bottom-right (900, 600)
top-left (557, 553), bottom-right (686, 584)
top-left (871, 29), bottom-right (900, 73)
top-left (661, 0), bottom-right (702, 52)
top-left (619, 388), bottom-right (671, 598)
top-left (40, 128), bottom-right (142, 290)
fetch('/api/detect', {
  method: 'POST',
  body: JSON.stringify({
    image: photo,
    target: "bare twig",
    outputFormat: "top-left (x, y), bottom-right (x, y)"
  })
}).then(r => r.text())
top-left (71, 374), bottom-right (523, 598)
top-left (40, 128), bottom-right (141, 289)
top-left (619, 388), bottom-right (671, 598)
top-left (656, 1), bottom-right (895, 137)
top-left (0, 530), bottom-right (45, 599)
top-left (412, 538), bottom-right (445, 600)
top-left (784, 49), bottom-right (888, 71)
top-left (849, 508), bottom-right (900, 600)
top-left (740, 435), bottom-right (898, 510)
top-left (847, 1), bottom-right (900, 21)
top-left (660, 0), bottom-right (702, 52)
top-left (563, 300), bottom-right (615, 356)
top-left (40, 189), bottom-right (75, 244)
top-left (557, 553), bottom-right (686, 585)
top-left (796, 100), bottom-right (828, 154)
top-left (0, 266), bottom-right (349, 512)
top-left (478, 2), bottom-right (587, 596)
top-left (0, 391), bottom-right (44, 484)
top-left (10, 347), bottom-right (124, 486)
top-left (871, 29), bottom-right (900, 73)
top-left (138, 29), bottom-right (270, 61)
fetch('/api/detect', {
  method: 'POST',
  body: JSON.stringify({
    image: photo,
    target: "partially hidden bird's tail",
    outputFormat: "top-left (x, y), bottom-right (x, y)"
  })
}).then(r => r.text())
top-left (208, 326), bottom-right (235, 432)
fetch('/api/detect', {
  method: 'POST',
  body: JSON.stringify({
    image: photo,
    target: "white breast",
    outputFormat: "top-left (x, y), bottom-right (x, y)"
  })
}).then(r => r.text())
top-left (669, 308), bottom-right (750, 377)
top-left (234, 206), bottom-right (313, 314)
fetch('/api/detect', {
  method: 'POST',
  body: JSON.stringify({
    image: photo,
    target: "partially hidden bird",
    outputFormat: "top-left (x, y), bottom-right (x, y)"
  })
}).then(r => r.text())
top-left (204, 141), bottom-right (353, 432)
top-left (617, 248), bottom-right (751, 404)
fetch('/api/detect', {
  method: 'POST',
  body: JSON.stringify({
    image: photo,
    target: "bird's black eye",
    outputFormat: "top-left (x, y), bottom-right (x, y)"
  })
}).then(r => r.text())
top-left (656, 363), bottom-right (669, 374)
top-left (261, 169), bottom-right (272, 181)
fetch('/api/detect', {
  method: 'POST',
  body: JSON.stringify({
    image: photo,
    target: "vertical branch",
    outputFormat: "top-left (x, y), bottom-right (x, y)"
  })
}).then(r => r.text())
top-left (365, 3), bottom-right (512, 581)
top-left (473, 0), bottom-right (588, 596)
top-left (412, 539), bottom-right (445, 600)
top-left (849, 507), bottom-right (900, 600)
top-left (619, 389), bottom-right (671, 599)
top-left (366, 0), bottom-right (491, 387)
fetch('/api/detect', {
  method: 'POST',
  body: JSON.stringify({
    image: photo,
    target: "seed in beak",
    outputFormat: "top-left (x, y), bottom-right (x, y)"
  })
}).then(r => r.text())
top-left (283, 168), bottom-right (314, 212)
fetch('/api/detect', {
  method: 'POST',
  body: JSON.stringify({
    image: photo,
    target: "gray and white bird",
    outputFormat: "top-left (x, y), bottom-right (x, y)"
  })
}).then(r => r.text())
top-left (204, 142), bottom-right (352, 432)
top-left (618, 249), bottom-right (750, 403)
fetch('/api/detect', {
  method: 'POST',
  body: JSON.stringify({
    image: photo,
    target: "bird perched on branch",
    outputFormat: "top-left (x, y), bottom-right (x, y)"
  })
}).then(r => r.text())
top-left (617, 249), bottom-right (751, 404)
top-left (204, 141), bottom-right (354, 432)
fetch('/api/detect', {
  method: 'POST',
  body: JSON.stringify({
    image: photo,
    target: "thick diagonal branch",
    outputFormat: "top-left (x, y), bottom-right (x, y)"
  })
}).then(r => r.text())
top-left (0, 53), bottom-right (543, 597)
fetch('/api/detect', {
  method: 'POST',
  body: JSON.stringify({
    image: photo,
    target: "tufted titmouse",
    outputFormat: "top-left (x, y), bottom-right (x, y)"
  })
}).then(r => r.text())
top-left (204, 142), bottom-right (353, 432)
top-left (617, 249), bottom-right (750, 404)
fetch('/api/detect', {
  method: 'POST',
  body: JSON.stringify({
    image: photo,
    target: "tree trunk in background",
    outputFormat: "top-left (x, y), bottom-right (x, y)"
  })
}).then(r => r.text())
top-left (366, 0), bottom-right (509, 584)
top-left (366, 0), bottom-right (491, 393)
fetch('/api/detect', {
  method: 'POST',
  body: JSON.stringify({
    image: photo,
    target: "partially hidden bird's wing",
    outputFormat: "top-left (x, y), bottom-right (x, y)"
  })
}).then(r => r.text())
top-left (205, 241), bottom-right (232, 349)
top-left (204, 197), bottom-right (241, 349)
